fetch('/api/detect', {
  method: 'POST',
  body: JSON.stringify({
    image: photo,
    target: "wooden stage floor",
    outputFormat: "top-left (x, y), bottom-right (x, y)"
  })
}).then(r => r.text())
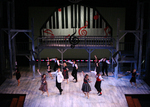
top-left (0, 66), bottom-right (150, 107)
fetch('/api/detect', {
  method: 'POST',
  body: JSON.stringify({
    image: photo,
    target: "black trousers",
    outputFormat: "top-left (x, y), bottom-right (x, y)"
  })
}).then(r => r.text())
top-left (71, 70), bottom-right (77, 82)
top-left (102, 66), bottom-right (108, 75)
top-left (96, 66), bottom-right (100, 74)
top-left (56, 78), bottom-right (62, 92)
top-left (53, 65), bottom-right (58, 71)
top-left (94, 81), bottom-right (102, 92)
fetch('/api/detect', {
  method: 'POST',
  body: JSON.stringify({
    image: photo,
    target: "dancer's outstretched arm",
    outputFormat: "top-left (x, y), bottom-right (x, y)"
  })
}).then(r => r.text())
top-left (66, 60), bottom-right (73, 64)
top-left (127, 71), bottom-right (131, 73)
top-left (90, 70), bottom-right (97, 75)
top-left (99, 58), bottom-right (103, 62)
top-left (37, 69), bottom-right (42, 75)
top-left (106, 60), bottom-right (111, 64)
top-left (82, 71), bottom-right (85, 76)
top-left (94, 55), bottom-right (97, 59)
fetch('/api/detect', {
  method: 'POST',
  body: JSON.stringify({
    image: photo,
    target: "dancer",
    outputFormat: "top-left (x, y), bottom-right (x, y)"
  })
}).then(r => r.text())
top-left (99, 57), bottom-right (110, 76)
top-left (47, 57), bottom-right (53, 79)
top-left (15, 61), bottom-right (18, 71)
top-left (51, 67), bottom-right (64, 95)
top-left (62, 62), bottom-right (69, 84)
top-left (127, 69), bottom-right (139, 87)
top-left (81, 71), bottom-right (91, 99)
top-left (66, 60), bottom-right (78, 83)
top-left (91, 70), bottom-right (104, 96)
top-left (16, 68), bottom-right (21, 86)
top-left (50, 57), bottom-right (60, 71)
top-left (94, 55), bottom-right (100, 74)
top-left (37, 69), bottom-right (49, 97)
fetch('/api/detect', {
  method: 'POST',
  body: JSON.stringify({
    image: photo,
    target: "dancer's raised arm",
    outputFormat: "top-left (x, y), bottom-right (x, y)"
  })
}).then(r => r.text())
top-left (66, 60), bottom-right (73, 64)
top-left (90, 70), bottom-right (97, 75)
top-left (82, 71), bottom-right (85, 76)
top-left (37, 69), bottom-right (42, 75)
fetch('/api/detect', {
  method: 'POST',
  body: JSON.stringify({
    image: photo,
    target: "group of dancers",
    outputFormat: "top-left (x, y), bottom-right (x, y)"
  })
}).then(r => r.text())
top-left (37, 56), bottom-right (110, 98)
top-left (14, 55), bottom-right (139, 99)
top-left (37, 57), bottom-right (78, 96)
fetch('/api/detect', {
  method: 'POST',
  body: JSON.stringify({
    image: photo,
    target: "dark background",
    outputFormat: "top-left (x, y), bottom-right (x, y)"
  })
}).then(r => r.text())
top-left (0, 0), bottom-right (149, 76)
top-left (13, 0), bottom-right (147, 66)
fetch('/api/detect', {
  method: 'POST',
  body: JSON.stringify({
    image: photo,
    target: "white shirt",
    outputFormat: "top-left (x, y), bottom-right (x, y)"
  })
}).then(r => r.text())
top-left (67, 61), bottom-right (78, 69)
top-left (51, 70), bottom-right (64, 83)
top-left (99, 58), bottom-right (110, 64)
top-left (50, 58), bottom-right (60, 65)
top-left (91, 71), bottom-right (103, 80)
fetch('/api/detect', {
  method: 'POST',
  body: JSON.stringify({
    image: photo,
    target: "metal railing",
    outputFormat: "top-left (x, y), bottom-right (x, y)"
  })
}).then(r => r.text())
top-left (37, 36), bottom-right (115, 49)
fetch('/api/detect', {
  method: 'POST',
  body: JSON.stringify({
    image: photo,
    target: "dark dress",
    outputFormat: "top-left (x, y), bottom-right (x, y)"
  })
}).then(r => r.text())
top-left (47, 64), bottom-right (51, 73)
top-left (63, 66), bottom-right (69, 79)
top-left (16, 71), bottom-right (21, 80)
top-left (81, 78), bottom-right (91, 92)
top-left (130, 71), bottom-right (136, 83)
top-left (39, 77), bottom-right (48, 92)
top-left (102, 60), bottom-right (108, 75)
top-left (95, 61), bottom-right (100, 74)
top-left (53, 60), bottom-right (59, 71)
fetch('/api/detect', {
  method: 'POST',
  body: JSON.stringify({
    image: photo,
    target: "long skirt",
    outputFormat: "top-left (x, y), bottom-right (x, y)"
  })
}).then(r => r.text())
top-left (63, 71), bottom-right (69, 79)
top-left (81, 83), bottom-right (91, 92)
top-left (130, 77), bottom-right (136, 83)
top-left (39, 82), bottom-right (48, 92)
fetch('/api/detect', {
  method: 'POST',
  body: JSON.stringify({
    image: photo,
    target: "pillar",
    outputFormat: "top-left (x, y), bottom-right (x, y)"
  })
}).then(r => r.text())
top-left (86, 49), bottom-right (94, 71)
top-left (114, 18), bottom-right (120, 79)
top-left (145, 2), bottom-right (150, 82)
top-left (57, 49), bottom-right (67, 71)
top-left (31, 18), bottom-right (35, 79)
top-left (138, 3), bottom-right (144, 77)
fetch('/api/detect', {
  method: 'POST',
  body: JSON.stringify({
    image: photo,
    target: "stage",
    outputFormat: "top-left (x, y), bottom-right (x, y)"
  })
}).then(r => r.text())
top-left (0, 66), bottom-right (150, 107)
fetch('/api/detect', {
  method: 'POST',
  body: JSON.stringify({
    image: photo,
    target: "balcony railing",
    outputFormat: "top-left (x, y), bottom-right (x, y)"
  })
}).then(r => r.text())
top-left (37, 36), bottom-right (115, 49)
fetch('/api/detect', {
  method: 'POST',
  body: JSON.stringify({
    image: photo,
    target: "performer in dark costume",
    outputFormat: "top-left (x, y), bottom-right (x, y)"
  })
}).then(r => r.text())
top-left (94, 55), bottom-right (101, 74)
top-left (50, 57), bottom-right (60, 71)
top-left (81, 71), bottom-right (91, 99)
top-left (51, 67), bottom-right (64, 95)
top-left (15, 61), bottom-right (18, 71)
top-left (99, 57), bottom-right (110, 76)
top-left (66, 60), bottom-right (78, 83)
top-left (62, 62), bottom-right (69, 84)
top-left (37, 69), bottom-right (49, 97)
top-left (16, 68), bottom-right (21, 86)
top-left (47, 57), bottom-right (53, 79)
top-left (127, 69), bottom-right (139, 87)
top-left (91, 70), bottom-right (104, 96)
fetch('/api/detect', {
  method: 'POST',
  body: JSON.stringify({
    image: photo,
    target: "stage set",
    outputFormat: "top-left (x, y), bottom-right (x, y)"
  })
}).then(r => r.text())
top-left (0, 65), bottom-right (150, 107)
top-left (0, 0), bottom-right (150, 107)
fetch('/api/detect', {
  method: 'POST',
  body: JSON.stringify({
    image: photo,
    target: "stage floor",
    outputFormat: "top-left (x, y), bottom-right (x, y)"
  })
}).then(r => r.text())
top-left (0, 66), bottom-right (150, 107)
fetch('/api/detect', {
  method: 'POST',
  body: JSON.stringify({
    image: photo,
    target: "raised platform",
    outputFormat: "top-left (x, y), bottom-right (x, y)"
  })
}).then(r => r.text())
top-left (0, 66), bottom-right (150, 107)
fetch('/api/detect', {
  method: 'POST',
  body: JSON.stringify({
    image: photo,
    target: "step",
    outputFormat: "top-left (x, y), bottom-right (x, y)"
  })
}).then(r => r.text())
top-left (133, 98), bottom-right (142, 107)
top-left (126, 96), bottom-right (135, 107)
top-left (10, 98), bottom-right (18, 107)
top-left (16, 96), bottom-right (25, 107)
